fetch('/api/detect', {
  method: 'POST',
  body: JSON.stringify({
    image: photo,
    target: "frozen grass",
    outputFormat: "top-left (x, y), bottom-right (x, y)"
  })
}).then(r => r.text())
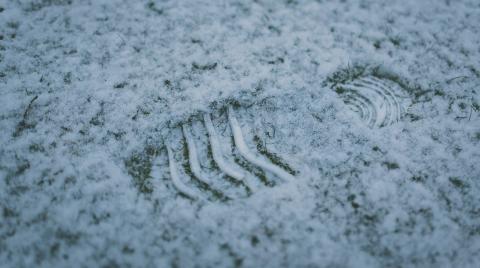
top-left (1, 0), bottom-right (480, 267)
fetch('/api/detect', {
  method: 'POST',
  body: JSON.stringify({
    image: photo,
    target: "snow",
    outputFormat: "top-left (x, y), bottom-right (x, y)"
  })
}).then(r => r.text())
top-left (1, 0), bottom-right (480, 267)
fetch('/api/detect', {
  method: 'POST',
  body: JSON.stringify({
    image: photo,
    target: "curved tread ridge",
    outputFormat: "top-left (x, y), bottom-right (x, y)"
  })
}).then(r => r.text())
top-left (227, 106), bottom-right (295, 182)
top-left (335, 75), bottom-right (411, 128)
top-left (203, 114), bottom-right (258, 191)
top-left (166, 145), bottom-right (202, 200)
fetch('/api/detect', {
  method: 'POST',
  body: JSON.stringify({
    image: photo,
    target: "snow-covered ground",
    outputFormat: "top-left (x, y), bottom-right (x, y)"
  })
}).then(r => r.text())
top-left (1, 0), bottom-right (479, 267)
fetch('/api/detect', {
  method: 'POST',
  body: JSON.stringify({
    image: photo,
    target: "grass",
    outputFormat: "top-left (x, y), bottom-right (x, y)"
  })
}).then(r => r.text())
top-left (410, 175), bottom-right (425, 183)
top-left (89, 102), bottom-right (105, 127)
top-left (192, 62), bottom-right (218, 71)
top-left (382, 161), bottom-right (400, 170)
top-left (25, 0), bottom-right (72, 12)
top-left (181, 137), bottom-right (228, 201)
top-left (231, 135), bottom-right (274, 187)
top-left (324, 63), bottom-right (367, 87)
top-left (348, 194), bottom-right (360, 209)
top-left (113, 81), bottom-right (128, 89)
top-left (202, 121), bottom-right (250, 193)
top-left (449, 177), bottom-right (468, 190)
top-left (124, 146), bottom-right (160, 194)
top-left (13, 95), bottom-right (38, 137)
top-left (146, 1), bottom-right (163, 15)
top-left (219, 243), bottom-right (244, 268)
top-left (234, 152), bottom-right (272, 187)
top-left (253, 135), bottom-right (296, 176)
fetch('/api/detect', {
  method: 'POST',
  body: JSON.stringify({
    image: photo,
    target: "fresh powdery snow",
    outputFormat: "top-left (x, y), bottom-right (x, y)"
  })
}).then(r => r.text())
top-left (1, 0), bottom-right (479, 267)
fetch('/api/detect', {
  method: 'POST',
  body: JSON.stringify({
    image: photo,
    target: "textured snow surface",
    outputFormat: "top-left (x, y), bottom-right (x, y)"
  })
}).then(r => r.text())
top-left (1, 0), bottom-right (480, 267)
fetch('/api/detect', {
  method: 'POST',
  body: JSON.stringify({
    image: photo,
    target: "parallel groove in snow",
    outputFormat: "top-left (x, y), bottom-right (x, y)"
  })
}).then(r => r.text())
top-left (166, 145), bottom-right (202, 200)
top-left (158, 107), bottom-right (296, 201)
top-left (227, 106), bottom-right (296, 182)
top-left (182, 124), bottom-right (212, 185)
top-left (203, 113), bottom-right (258, 192)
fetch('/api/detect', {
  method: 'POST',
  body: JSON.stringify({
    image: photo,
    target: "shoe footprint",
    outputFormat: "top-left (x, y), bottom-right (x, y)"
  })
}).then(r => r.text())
top-left (163, 106), bottom-right (297, 201)
top-left (133, 66), bottom-right (417, 201)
